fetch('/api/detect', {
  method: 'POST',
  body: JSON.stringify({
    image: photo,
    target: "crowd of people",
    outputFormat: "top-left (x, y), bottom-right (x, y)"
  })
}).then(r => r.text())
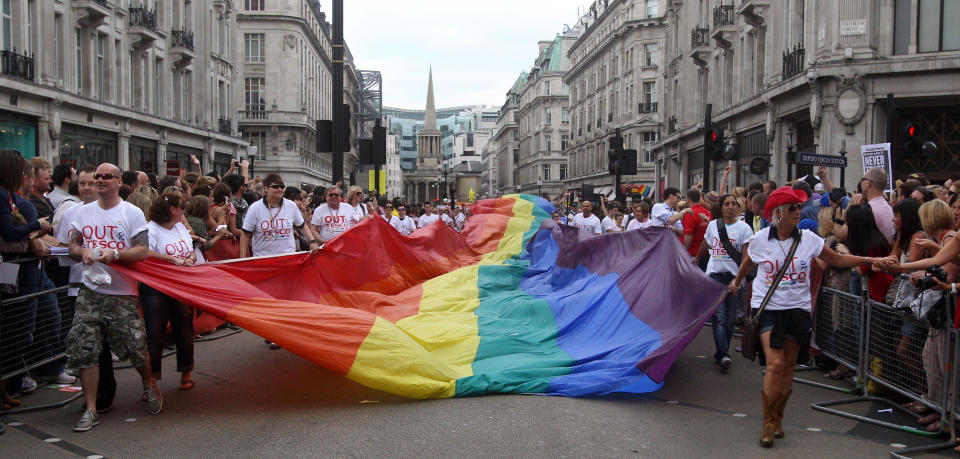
top-left (2, 146), bottom-right (958, 447)
top-left (0, 149), bottom-right (474, 433)
top-left (558, 165), bottom-right (959, 449)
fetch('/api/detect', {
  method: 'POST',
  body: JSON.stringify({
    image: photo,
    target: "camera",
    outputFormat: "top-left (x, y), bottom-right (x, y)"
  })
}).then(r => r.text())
top-left (916, 264), bottom-right (949, 291)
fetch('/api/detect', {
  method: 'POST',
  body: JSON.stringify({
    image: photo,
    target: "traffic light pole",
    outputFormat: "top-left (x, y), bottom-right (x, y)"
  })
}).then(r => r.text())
top-left (331, 0), bottom-right (344, 185)
top-left (702, 104), bottom-right (712, 192)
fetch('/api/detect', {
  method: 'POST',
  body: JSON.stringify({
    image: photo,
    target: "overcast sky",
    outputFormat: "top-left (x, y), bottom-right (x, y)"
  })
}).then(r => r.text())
top-left (316, 0), bottom-right (586, 110)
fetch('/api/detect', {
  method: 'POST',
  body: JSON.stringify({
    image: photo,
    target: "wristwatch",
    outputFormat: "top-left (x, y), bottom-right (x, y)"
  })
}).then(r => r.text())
top-left (112, 248), bottom-right (120, 260)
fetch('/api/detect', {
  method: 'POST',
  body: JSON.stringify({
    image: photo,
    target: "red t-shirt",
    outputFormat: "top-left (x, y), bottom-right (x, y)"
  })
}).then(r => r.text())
top-left (682, 203), bottom-right (712, 256)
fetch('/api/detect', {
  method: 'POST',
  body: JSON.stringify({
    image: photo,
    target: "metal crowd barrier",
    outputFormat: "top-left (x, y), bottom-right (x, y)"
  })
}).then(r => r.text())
top-left (0, 284), bottom-right (74, 381)
top-left (798, 286), bottom-right (866, 394)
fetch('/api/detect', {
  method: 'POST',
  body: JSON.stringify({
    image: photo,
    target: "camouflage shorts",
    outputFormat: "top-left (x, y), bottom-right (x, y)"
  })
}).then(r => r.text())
top-left (65, 287), bottom-right (148, 369)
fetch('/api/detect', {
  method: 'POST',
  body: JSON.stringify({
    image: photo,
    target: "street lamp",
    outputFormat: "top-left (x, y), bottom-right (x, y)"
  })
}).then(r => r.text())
top-left (785, 128), bottom-right (796, 179)
top-left (438, 163), bottom-right (450, 203)
top-left (537, 177), bottom-right (543, 198)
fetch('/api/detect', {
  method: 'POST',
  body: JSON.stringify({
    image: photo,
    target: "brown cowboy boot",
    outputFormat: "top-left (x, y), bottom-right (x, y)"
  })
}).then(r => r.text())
top-left (773, 389), bottom-right (792, 439)
top-left (760, 391), bottom-right (777, 447)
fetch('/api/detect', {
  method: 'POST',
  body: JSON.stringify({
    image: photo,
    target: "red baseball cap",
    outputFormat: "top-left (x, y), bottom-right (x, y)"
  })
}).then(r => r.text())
top-left (764, 186), bottom-right (808, 220)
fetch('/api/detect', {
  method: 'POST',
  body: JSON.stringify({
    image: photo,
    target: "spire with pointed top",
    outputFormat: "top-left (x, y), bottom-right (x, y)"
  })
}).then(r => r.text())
top-left (423, 66), bottom-right (438, 132)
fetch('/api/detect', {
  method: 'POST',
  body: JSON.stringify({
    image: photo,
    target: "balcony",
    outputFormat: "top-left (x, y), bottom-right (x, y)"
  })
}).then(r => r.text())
top-left (128, 6), bottom-right (160, 50)
top-left (711, 5), bottom-right (736, 47)
top-left (639, 102), bottom-right (658, 114)
top-left (782, 43), bottom-right (805, 80)
top-left (239, 110), bottom-right (313, 126)
top-left (1, 48), bottom-right (34, 81)
top-left (738, 0), bottom-right (770, 28)
top-left (170, 28), bottom-right (196, 67)
top-left (689, 27), bottom-right (710, 67)
top-left (72, 0), bottom-right (111, 28)
top-left (218, 117), bottom-right (232, 135)
top-left (667, 116), bottom-right (677, 134)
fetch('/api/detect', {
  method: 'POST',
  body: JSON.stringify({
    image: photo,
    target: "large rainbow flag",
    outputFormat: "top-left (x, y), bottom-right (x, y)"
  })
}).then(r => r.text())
top-left (116, 195), bottom-right (726, 399)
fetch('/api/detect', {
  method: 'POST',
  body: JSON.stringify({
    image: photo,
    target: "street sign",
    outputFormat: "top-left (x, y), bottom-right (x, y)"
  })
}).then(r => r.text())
top-left (795, 152), bottom-right (848, 168)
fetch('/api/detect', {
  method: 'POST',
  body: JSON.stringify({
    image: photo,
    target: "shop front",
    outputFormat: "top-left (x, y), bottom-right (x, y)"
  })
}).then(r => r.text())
top-left (130, 136), bottom-right (158, 174)
top-left (59, 123), bottom-right (117, 168)
top-left (735, 127), bottom-right (769, 187)
top-left (0, 111), bottom-right (38, 158)
top-left (165, 144), bottom-right (203, 177)
top-left (213, 151), bottom-right (234, 177)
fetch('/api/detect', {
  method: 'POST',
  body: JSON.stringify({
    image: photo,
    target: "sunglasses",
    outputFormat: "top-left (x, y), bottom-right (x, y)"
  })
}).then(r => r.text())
top-left (385, 206), bottom-right (393, 209)
top-left (786, 204), bottom-right (802, 212)
top-left (93, 173), bottom-right (117, 180)
top-left (398, 207), bottom-right (405, 211)
top-left (328, 193), bottom-right (340, 197)
top-left (267, 184), bottom-right (285, 189)
top-left (833, 219), bottom-right (846, 225)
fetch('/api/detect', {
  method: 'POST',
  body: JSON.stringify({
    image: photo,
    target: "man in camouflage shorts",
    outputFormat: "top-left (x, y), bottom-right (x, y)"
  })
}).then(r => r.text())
top-left (66, 163), bottom-right (162, 432)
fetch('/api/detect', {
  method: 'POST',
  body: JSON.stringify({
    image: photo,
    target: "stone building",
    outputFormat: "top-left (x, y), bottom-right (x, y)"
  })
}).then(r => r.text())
top-left (562, 0), bottom-right (666, 202)
top-left (514, 33), bottom-right (577, 201)
top-left (657, 0), bottom-right (960, 194)
top-left (494, 73), bottom-right (525, 195)
top-left (480, 135), bottom-right (497, 198)
top-left (0, 0), bottom-right (248, 174)
top-left (236, 0), bottom-right (357, 188)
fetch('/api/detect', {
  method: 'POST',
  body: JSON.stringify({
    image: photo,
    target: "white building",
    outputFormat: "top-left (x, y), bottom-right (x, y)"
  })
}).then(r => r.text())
top-left (385, 132), bottom-right (402, 199)
top-left (494, 74), bottom-right (525, 195)
top-left (480, 135), bottom-right (497, 198)
top-left (0, 0), bottom-right (248, 174)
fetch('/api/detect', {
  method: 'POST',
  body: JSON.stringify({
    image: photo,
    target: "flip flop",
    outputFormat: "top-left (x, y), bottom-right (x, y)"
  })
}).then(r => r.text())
top-left (179, 380), bottom-right (194, 391)
top-left (903, 401), bottom-right (931, 414)
top-left (926, 420), bottom-right (942, 432)
top-left (918, 413), bottom-right (940, 425)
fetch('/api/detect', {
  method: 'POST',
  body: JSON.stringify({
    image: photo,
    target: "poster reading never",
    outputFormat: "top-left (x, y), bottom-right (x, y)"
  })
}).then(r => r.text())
top-left (860, 143), bottom-right (893, 192)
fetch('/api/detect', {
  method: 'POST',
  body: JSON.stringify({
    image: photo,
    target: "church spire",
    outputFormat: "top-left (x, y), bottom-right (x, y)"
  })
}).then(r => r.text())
top-left (423, 66), bottom-right (438, 132)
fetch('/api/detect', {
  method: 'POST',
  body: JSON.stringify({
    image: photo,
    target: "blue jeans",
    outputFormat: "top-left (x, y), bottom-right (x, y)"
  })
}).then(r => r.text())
top-left (710, 272), bottom-right (741, 362)
top-left (34, 270), bottom-right (65, 377)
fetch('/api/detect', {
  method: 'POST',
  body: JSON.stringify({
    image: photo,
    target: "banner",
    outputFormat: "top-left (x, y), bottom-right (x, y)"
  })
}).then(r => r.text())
top-left (116, 195), bottom-right (725, 399)
top-left (860, 143), bottom-right (893, 192)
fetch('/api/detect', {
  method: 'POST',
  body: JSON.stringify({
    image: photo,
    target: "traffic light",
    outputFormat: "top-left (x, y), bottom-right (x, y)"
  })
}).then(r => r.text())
top-left (608, 134), bottom-right (623, 175)
top-left (901, 121), bottom-right (921, 157)
top-left (621, 149), bottom-right (638, 175)
top-left (706, 128), bottom-right (725, 161)
top-left (316, 120), bottom-right (332, 152)
top-left (373, 124), bottom-right (386, 165)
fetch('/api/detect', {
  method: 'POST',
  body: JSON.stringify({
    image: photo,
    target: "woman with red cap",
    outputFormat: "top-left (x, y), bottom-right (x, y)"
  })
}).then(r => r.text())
top-left (729, 186), bottom-right (877, 448)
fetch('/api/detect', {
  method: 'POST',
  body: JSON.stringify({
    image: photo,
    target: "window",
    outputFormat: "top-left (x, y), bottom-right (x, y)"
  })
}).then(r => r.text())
top-left (545, 81), bottom-right (551, 95)
top-left (545, 107), bottom-right (552, 125)
top-left (918, 0), bottom-right (960, 52)
top-left (25, 0), bottom-right (32, 54)
top-left (642, 132), bottom-right (658, 163)
top-left (96, 35), bottom-right (104, 100)
top-left (76, 29), bottom-right (82, 94)
top-left (544, 134), bottom-right (551, 151)
top-left (245, 33), bottom-right (264, 63)
top-left (894, 0), bottom-right (911, 55)
top-left (54, 14), bottom-right (62, 78)
top-left (114, 38), bottom-right (121, 103)
top-left (183, 70), bottom-right (192, 122)
top-left (245, 131), bottom-right (267, 160)
top-left (644, 43), bottom-right (658, 66)
top-left (560, 163), bottom-right (567, 180)
top-left (513, 148), bottom-right (518, 164)
top-left (154, 58), bottom-right (162, 115)
top-left (542, 164), bottom-right (550, 181)
top-left (561, 108), bottom-right (570, 124)
top-left (561, 134), bottom-right (568, 151)
top-left (245, 77), bottom-right (265, 112)
top-left (0, 0), bottom-right (9, 51)
top-left (643, 81), bottom-right (657, 104)
top-left (245, 0), bottom-right (264, 11)
top-left (646, 0), bottom-right (659, 18)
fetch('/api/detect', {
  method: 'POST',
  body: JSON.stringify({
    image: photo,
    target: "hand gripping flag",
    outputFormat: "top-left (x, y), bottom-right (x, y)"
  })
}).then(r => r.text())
top-left (115, 195), bottom-right (726, 399)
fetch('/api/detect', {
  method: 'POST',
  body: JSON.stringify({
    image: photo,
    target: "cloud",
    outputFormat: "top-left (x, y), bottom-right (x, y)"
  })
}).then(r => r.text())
top-left (315, 0), bottom-right (584, 109)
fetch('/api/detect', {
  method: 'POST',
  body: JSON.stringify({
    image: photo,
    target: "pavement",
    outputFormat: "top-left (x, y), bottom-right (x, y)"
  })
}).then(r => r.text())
top-left (1, 325), bottom-right (956, 458)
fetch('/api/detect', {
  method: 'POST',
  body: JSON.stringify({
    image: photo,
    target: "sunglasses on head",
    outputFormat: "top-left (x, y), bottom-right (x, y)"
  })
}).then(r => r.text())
top-left (93, 173), bottom-right (117, 180)
top-left (267, 184), bottom-right (285, 189)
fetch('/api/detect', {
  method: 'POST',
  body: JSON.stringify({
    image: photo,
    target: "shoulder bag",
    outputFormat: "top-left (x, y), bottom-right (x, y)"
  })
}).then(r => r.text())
top-left (741, 232), bottom-right (801, 361)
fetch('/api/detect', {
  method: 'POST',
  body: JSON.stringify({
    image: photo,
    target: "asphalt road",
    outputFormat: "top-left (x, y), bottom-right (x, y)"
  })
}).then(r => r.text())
top-left (1, 325), bottom-right (955, 458)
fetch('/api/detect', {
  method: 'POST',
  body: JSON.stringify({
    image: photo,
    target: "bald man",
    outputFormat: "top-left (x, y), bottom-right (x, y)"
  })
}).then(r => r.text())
top-left (66, 163), bottom-right (163, 432)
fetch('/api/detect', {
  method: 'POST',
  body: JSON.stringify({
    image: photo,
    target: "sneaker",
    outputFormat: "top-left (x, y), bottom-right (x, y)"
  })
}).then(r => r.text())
top-left (143, 381), bottom-right (163, 415)
top-left (74, 409), bottom-right (100, 432)
top-left (719, 356), bottom-right (732, 373)
top-left (38, 372), bottom-right (76, 385)
top-left (268, 341), bottom-right (281, 350)
top-left (20, 376), bottom-right (38, 394)
top-left (111, 352), bottom-right (119, 362)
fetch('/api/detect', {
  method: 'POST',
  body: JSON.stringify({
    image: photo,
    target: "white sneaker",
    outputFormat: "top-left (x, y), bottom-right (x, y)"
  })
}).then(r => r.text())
top-left (20, 376), bottom-right (38, 393)
top-left (51, 372), bottom-right (77, 384)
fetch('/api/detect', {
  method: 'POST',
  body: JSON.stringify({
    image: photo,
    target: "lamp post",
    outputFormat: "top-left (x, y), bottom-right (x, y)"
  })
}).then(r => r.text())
top-left (785, 128), bottom-right (796, 181)
top-left (438, 163), bottom-right (449, 203)
top-left (537, 177), bottom-right (543, 198)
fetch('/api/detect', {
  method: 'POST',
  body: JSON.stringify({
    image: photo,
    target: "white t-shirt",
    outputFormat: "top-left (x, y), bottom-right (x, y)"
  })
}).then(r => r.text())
top-left (627, 218), bottom-right (655, 231)
top-left (601, 216), bottom-right (617, 233)
top-left (145, 221), bottom-right (194, 260)
top-left (418, 213), bottom-right (440, 228)
top-left (349, 203), bottom-right (368, 222)
top-left (746, 227), bottom-right (825, 311)
top-left (310, 203), bottom-right (358, 242)
top-left (440, 213), bottom-right (454, 227)
top-left (704, 220), bottom-right (754, 276)
top-left (573, 213), bottom-right (602, 235)
top-left (390, 215), bottom-right (416, 235)
top-left (70, 200), bottom-right (147, 296)
top-left (242, 198), bottom-right (305, 256)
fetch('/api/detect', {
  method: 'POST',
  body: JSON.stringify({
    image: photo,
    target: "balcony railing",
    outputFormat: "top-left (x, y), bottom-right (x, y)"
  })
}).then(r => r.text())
top-left (243, 109), bottom-right (267, 119)
top-left (1, 48), bottom-right (35, 81)
top-left (667, 116), bottom-right (677, 134)
top-left (639, 102), bottom-right (658, 114)
top-left (782, 42), bottom-right (805, 80)
top-left (218, 117), bottom-right (232, 135)
top-left (691, 27), bottom-right (710, 48)
top-left (171, 29), bottom-right (195, 51)
top-left (713, 4), bottom-right (735, 27)
top-left (129, 6), bottom-right (157, 30)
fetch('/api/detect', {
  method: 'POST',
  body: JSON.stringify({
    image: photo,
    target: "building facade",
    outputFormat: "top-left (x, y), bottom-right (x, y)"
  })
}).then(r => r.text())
top-left (514, 34), bottom-right (577, 201)
top-left (494, 73), bottom-right (526, 195)
top-left (235, 0), bottom-right (350, 188)
top-left (0, 0), bottom-right (248, 174)
top-left (658, 0), bottom-right (960, 195)
top-left (480, 135), bottom-right (497, 198)
top-left (562, 0), bottom-right (667, 203)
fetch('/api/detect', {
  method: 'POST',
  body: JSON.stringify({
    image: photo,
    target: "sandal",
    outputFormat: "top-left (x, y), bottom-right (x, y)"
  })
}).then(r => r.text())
top-left (918, 413), bottom-right (940, 425)
top-left (179, 380), bottom-right (194, 391)
top-left (824, 367), bottom-right (854, 380)
top-left (903, 401), bottom-right (931, 414)
top-left (926, 420), bottom-right (942, 432)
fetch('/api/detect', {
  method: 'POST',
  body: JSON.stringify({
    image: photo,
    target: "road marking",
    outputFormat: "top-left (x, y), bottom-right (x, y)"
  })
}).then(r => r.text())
top-left (0, 415), bottom-right (102, 457)
top-left (732, 413), bottom-right (747, 417)
top-left (8, 421), bottom-right (23, 426)
top-left (44, 438), bottom-right (61, 443)
top-left (126, 418), bottom-right (137, 422)
top-left (666, 400), bottom-right (680, 405)
top-left (890, 443), bottom-right (907, 448)
top-left (807, 427), bottom-right (822, 432)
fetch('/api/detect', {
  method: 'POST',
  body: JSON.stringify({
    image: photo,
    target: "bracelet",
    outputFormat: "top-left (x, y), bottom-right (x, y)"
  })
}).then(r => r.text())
top-left (731, 279), bottom-right (742, 289)
top-left (308, 240), bottom-right (318, 245)
top-left (952, 283), bottom-right (957, 294)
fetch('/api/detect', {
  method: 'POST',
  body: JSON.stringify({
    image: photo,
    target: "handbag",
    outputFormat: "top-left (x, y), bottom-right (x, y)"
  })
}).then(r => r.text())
top-left (909, 288), bottom-right (947, 329)
top-left (741, 231), bottom-right (801, 361)
top-left (716, 220), bottom-right (756, 281)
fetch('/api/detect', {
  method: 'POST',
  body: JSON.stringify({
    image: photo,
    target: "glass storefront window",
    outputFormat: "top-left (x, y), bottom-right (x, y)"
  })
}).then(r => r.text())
top-left (130, 137), bottom-right (158, 174)
top-left (0, 121), bottom-right (37, 158)
top-left (165, 145), bottom-right (202, 177)
top-left (59, 124), bottom-right (117, 168)
top-left (214, 152), bottom-right (233, 177)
